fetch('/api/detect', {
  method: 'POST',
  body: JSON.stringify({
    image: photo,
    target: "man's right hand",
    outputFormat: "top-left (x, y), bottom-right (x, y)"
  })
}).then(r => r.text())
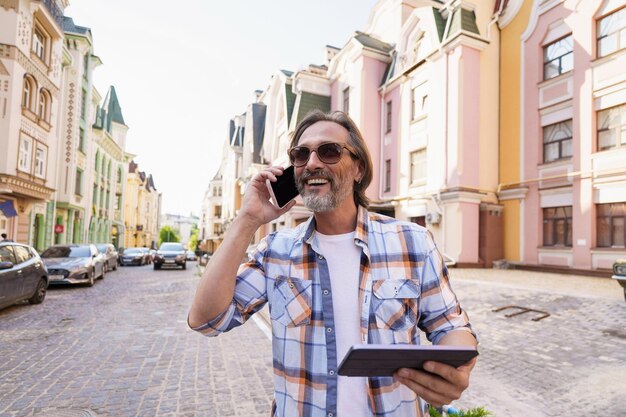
top-left (238, 166), bottom-right (296, 228)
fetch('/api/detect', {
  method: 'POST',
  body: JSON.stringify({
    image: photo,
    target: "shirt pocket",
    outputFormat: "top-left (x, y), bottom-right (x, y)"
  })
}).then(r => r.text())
top-left (371, 278), bottom-right (420, 331)
top-left (270, 276), bottom-right (313, 327)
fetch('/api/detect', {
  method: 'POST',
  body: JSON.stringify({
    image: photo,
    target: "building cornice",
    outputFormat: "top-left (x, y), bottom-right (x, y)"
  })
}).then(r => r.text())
top-left (0, 174), bottom-right (55, 200)
top-left (0, 43), bottom-right (60, 95)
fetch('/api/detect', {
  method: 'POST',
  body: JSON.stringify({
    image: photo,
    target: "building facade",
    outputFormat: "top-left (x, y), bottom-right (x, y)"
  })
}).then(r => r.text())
top-left (123, 160), bottom-right (160, 249)
top-left (499, 0), bottom-right (626, 271)
top-left (0, 0), bottom-right (67, 250)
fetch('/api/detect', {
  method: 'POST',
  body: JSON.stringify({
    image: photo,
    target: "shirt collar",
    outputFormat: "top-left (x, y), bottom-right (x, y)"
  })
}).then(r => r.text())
top-left (300, 205), bottom-right (370, 249)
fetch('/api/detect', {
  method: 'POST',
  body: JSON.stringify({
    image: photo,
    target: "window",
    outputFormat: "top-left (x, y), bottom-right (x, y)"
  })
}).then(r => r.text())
top-left (543, 206), bottom-right (572, 247)
top-left (114, 194), bottom-right (121, 211)
top-left (22, 75), bottom-right (34, 109)
top-left (412, 87), bottom-right (428, 121)
top-left (214, 205), bottom-right (222, 217)
top-left (75, 169), bottom-right (83, 196)
top-left (343, 87), bottom-right (350, 113)
top-left (597, 203), bottom-right (625, 247)
top-left (117, 167), bottom-right (122, 184)
top-left (410, 149), bottom-right (426, 185)
top-left (81, 88), bottom-right (87, 120)
top-left (32, 27), bottom-right (45, 61)
top-left (543, 35), bottom-right (573, 80)
top-left (38, 89), bottom-right (50, 121)
top-left (410, 216), bottom-right (426, 227)
top-left (543, 120), bottom-right (573, 163)
top-left (385, 101), bottom-right (392, 133)
top-left (83, 54), bottom-right (90, 79)
top-left (18, 136), bottom-right (32, 172)
top-left (35, 146), bottom-right (46, 178)
top-left (79, 127), bottom-right (85, 152)
top-left (597, 7), bottom-right (626, 57)
top-left (384, 159), bottom-right (391, 192)
top-left (597, 103), bottom-right (626, 151)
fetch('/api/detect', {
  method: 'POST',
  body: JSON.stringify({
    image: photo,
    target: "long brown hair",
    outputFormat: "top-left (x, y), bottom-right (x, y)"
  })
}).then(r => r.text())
top-left (290, 110), bottom-right (373, 208)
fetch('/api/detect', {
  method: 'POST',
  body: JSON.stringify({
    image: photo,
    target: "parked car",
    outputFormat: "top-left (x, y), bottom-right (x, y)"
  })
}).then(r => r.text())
top-left (185, 250), bottom-right (197, 261)
top-left (153, 242), bottom-right (186, 270)
top-left (140, 247), bottom-right (152, 264)
top-left (0, 241), bottom-right (49, 310)
top-left (612, 259), bottom-right (626, 302)
top-left (41, 244), bottom-right (105, 286)
top-left (119, 247), bottom-right (151, 266)
top-left (96, 243), bottom-right (118, 272)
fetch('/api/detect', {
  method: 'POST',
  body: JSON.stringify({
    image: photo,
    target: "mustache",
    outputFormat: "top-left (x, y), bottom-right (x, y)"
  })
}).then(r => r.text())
top-left (299, 170), bottom-right (333, 182)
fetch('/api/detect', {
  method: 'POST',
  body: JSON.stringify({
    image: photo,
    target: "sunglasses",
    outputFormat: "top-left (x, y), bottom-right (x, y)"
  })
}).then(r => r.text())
top-left (288, 142), bottom-right (357, 167)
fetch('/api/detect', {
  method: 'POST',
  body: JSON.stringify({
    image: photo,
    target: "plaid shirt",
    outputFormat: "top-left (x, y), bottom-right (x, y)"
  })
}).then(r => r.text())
top-left (191, 206), bottom-right (475, 417)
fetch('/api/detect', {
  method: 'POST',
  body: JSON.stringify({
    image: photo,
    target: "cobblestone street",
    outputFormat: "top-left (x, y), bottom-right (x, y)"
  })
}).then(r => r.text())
top-left (0, 264), bottom-right (625, 416)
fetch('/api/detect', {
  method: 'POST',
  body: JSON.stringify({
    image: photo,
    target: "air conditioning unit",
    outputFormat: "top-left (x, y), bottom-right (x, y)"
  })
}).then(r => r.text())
top-left (425, 212), bottom-right (441, 224)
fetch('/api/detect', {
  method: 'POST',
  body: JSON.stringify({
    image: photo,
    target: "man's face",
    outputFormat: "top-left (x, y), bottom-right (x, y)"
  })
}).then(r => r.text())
top-left (293, 121), bottom-right (360, 212)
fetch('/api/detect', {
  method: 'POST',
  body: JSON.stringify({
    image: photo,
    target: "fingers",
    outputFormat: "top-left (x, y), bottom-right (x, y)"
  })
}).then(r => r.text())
top-left (394, 364), bottom-right (468, 408)
top-left (257, 166), bottom-right (285, 183)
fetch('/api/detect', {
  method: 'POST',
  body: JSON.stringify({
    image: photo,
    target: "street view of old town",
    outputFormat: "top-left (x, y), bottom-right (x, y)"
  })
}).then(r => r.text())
top-left (1, 1), bottom-right (626, 416)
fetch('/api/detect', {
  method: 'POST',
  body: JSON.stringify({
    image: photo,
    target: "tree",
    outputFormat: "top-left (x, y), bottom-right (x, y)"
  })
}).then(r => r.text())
top-left (158, 226), bottom-right (180, 247)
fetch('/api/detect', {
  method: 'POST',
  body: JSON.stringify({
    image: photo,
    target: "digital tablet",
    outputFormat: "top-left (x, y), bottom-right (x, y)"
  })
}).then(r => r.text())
top-left (337, 344), bottom-right (478, 377)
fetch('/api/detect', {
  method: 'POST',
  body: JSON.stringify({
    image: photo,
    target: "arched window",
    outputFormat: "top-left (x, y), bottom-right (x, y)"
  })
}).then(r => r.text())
top-left (22, 75), bottom-right (35, 109)
top-left (38, 88), bottom-right (50, 121)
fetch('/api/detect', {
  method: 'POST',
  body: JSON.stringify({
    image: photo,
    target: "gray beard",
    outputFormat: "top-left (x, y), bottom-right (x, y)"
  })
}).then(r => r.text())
top-left (298, 171), bottom-right (353, 213)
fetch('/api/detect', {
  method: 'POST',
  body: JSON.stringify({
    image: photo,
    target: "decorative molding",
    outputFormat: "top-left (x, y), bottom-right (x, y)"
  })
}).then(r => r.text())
top-left (0, 174), bottom-right (54, 200)
top-left (0, 43), bottom-right (59, 95)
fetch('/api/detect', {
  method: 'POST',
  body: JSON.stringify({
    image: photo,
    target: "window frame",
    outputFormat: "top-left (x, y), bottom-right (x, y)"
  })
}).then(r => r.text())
top-left (343, 87), bottom-right (350, 114)
top-left (32, 25), bottom-right (46, 62)
top-left (34, 145), bottom-right (47, 179)
top-left (542, 206), bottom-right (573, 247)
top-left (22, 75), bottom-right (35, 110)
top-left (18, 135), bottom-right (33, 173)
top-left (596, 203), bottom-right (626, 248)
top-left (409, 148), bottom-right (427, 186)
top-left (543, 119), bottom-right (573, 163)
top-left (543, 34), bottom-right (574, 80)
top-left (385, 100), bottom-right (392, 133)
top-left (384, 159), bottom-right (391, 192)
top-left (597, 103), bottom-right (626, 151)
top-left (75, 169), bottom-right (83, 196)
top-left (596, 6), bottom-right (626, 58)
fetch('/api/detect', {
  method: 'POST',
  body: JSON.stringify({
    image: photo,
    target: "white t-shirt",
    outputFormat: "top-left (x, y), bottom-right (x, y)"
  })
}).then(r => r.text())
top-left (315, 231), bottom-right (369, 417)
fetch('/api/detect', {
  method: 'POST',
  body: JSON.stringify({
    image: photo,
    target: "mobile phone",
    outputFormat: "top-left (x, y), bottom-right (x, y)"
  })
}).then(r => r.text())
top-left (266, 166), bottom-right (299, 209)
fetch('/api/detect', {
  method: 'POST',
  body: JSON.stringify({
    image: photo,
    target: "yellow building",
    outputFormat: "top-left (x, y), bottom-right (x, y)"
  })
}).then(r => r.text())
top-left (123, 159), bottom-right (160, 249)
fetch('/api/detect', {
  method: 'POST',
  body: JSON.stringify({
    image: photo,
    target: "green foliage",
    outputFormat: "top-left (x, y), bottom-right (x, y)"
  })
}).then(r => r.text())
top-left (428, 405), bottom-right (494, 417)
top-left (188, 232), bottom-right (198, 251)
top-left (158, 226), bottom-right (180, 246)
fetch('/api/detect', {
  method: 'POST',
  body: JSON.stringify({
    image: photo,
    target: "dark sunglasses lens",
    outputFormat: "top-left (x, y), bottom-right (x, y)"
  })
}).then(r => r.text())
top-left (290, 147), bottom-right (310, 166)
top-left (318, 144), bottom-right (342, 163)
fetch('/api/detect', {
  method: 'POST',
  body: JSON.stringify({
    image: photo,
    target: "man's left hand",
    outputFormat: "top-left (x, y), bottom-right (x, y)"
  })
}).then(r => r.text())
top-left (394, 357), bottom-right (476, 408)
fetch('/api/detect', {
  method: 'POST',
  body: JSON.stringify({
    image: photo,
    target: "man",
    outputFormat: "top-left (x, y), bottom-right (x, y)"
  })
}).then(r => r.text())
top-left (189, 110), bottom-right (477, 416)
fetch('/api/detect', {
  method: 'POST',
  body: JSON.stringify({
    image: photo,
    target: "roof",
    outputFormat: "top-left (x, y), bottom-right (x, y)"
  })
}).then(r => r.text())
top-left (353, 31), bottom-right (394, 53)
top-left (104, 86), bottom-right (125, 125)
top-left (292, 92), bottom-right (331, 128)
top-left (63, 16), bottom-right (91, 36)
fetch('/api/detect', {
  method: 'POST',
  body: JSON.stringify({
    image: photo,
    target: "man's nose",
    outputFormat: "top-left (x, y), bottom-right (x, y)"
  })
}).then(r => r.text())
top-left (305, 150), bottom-right (325, 170)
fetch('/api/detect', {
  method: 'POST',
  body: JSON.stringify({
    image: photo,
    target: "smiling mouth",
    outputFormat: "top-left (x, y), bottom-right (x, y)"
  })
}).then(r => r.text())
top-left (306, 178), bottom-right (329, 186)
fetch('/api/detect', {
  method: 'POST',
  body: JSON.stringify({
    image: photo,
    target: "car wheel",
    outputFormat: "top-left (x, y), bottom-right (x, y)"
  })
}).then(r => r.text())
top-left (182, 262), bottom-right (186, 270)
top-left (623, 288), bottom-right (626, 302)
top-left (154, 263), bottom-right (161, 270)
top-left (28, 278), bottom-right (47, 304)
top-left (113, 262), bottom-right (118, 271)
top-left (100, 265), bottom-right (105, 279)
top-left (87, 270), bottom-right (95, 287)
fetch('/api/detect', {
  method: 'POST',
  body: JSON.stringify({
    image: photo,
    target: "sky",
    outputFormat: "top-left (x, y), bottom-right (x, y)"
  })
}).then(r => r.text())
top-left (63, 0), bottom-right (380, 217)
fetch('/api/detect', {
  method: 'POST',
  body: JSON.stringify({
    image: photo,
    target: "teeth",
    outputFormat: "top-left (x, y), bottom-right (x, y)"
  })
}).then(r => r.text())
top-left (307, 178), bottom-right (328, 185)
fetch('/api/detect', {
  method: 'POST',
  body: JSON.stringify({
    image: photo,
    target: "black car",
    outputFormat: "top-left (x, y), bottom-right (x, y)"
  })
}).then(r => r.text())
top-left (119, 247), bottom-right (150, 266)
top-left (612, 259), bottom-right (626, 302)
top-left (153, 242), bottom-right (186, 270)
top-left (0, 242), bottom-right (48, 310)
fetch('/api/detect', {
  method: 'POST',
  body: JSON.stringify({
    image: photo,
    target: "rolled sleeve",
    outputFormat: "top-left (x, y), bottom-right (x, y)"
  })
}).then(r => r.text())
top-left (418, 243), bottom-right (477, 345)
top-left (188, 301), bottom-right (238, 336)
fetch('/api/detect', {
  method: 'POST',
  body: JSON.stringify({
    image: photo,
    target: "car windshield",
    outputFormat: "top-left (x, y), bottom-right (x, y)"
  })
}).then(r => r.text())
top-left (124, 248), bottom-right (142, 255)
top-left (96, 245), bottom-right (108, 252)
top-left (160, 243), bottom-right (183, 251)
top-left (41, 246), bottom-right (91, 258)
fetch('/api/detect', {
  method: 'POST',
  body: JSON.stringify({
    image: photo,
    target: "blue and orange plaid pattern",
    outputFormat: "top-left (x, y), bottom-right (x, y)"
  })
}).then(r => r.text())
top-left (191, 206), bottom-right (476, 417)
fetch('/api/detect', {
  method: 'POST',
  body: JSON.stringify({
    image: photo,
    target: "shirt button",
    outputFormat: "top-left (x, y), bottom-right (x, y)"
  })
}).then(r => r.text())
top-left (328, 413), bottom-right (334, 417)
top-left (328, 370), bottom-right (335, 376)
top-left (327, 327), bottom-right (332, 333)
top-left (318, 254), bottom-right (324, 259)
top-left (323, 289), bottom-right (329, 295)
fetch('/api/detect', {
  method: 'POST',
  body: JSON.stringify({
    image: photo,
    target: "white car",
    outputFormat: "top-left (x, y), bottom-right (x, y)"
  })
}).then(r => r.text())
top-left (185, 250), bottom-right (197, 261)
